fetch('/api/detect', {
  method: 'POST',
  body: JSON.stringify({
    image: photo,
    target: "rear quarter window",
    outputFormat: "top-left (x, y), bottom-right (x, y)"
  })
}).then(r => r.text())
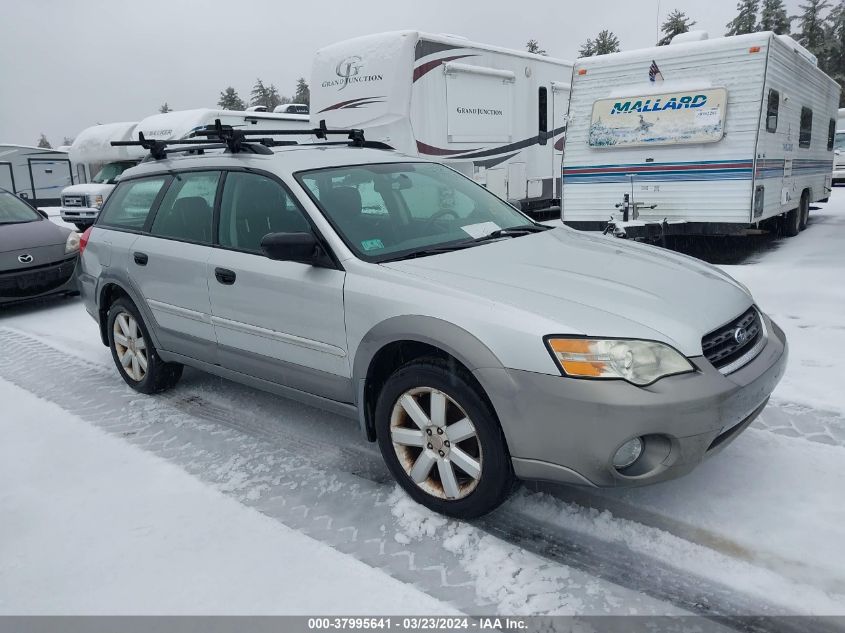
top-left (97, 176), bottom-right (169, 230)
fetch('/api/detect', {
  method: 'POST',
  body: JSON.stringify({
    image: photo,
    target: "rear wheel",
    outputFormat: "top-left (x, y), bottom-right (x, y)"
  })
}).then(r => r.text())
top-left (375, 358), bottom-right (513, 518)
top-left (107, 297), bottom-right (182, 394)
top-left (798, 192), bottom-right (810, 231)
top-left (783, 206), bottom-right (801, 237)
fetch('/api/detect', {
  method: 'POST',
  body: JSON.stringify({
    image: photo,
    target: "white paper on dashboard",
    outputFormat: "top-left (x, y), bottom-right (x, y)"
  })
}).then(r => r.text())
top-left (460, 222), bottom-right (501, 238)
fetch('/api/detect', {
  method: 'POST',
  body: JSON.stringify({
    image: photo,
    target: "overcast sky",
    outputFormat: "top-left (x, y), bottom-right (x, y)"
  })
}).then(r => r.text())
top-left (0, 0), bottom-right (803, 147)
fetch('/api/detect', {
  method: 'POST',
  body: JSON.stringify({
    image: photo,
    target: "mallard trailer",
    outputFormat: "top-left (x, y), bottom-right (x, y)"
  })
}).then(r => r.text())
top-left (562, 32), bottom-right (841, 238)
top-left (312, 31), bottom-right (573, 216)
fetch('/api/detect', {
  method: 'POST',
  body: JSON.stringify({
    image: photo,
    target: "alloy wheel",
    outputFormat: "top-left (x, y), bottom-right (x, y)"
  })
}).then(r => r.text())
top-left (390, 387), bottom-right (483, 500)
top-left (113, 312), bottom-right (148, 382)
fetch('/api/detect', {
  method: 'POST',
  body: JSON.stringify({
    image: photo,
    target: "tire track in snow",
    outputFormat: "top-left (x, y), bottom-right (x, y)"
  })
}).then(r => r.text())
top-left (0, 328), bottom-right (836, 627)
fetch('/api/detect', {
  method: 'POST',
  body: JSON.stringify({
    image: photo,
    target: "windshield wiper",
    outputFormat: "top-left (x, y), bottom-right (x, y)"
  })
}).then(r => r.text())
top-left (380, 224), bottom-right (552, 262)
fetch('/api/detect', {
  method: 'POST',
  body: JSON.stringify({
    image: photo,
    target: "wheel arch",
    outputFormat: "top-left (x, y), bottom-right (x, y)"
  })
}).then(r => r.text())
top-left (352, 316), bottom-right (505, 442)
top-left (97, 277), bottom-right (162, 350)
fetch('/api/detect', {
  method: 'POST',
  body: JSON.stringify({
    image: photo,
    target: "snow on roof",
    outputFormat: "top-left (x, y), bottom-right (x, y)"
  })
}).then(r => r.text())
top-left (135, 108), bottom-right (309, 142)
top-left (70, 122), bottom-right (144, 163)
top-left (0, 144), bottom-right (68, 154)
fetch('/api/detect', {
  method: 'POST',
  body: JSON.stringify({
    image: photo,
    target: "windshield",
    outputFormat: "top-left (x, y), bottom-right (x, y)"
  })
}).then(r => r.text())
top-left (0, 191), bottom-right (41, 224)
top-left (296, 162), bottom-right (534, 262)
top-left (835, 132), bottom-right (845, 151)
top-left (92, 161), bottom-right (137, 184)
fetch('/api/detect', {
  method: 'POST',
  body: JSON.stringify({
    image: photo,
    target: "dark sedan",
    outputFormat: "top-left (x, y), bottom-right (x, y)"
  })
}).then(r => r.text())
top-left (0, 189), bottom-right (80, 306)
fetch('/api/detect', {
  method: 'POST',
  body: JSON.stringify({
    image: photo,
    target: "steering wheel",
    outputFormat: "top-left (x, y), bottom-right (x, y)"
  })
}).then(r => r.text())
top-left (424, 208), bottom-right (460, 228)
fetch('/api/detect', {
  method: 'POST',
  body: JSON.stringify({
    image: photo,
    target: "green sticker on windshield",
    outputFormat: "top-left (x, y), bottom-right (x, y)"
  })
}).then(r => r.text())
top-left (361, 238), bottom-right (385, 251)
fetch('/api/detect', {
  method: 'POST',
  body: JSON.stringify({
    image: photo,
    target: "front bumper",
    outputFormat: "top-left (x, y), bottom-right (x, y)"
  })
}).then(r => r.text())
top-left (60, 206), bottom-right (100, 223)
top-left (0, 255), bottom-right (79, 306)
top-left (833, 167), bottom-right (845, 183)
top-left (477, 314), bottom-right (788, 488)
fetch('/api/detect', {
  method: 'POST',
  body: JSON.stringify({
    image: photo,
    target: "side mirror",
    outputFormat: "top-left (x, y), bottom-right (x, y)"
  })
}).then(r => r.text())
top-left (260, 232), bottom-right (320, 264)
top-left (37, 208), bottom-right (49, 219)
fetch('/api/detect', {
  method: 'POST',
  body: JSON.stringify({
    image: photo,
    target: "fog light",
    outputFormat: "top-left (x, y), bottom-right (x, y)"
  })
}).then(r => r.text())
top-left (613, 437), bottom-right (643, 469)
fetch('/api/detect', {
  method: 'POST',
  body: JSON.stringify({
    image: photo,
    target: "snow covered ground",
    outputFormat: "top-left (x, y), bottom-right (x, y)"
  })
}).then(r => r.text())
top-left (1, 189), bottom-right (844, 618)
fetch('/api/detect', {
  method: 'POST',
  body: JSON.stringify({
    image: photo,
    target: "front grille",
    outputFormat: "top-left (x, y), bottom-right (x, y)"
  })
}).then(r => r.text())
top-left (0, 257), bottom-right (77, 298)
top-left (702, 307), bottom-right (764, 373)
top-left (62, 195), bottom-right (85, 207)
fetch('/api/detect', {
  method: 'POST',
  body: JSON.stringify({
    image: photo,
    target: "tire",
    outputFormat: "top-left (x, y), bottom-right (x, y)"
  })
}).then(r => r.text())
top-left (107, 297), bottom-right (183, 394)
top-left (783, 206), bottom-right (801, 237)
top-left (374, 357), bottom-right (514, 519)
top-left (798, 192), bottom-right (810, 231)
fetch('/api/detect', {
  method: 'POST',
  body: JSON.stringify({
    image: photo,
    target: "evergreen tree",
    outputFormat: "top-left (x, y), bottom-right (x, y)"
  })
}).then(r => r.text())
top-left (62, 136), bottom-right (74, 146)
top-left (159, 102), bottom-right (172, 113)
top-left (578, 38), bottom-right (596, 57)
top-left (217, 86), bottom-right (246, 110)
top-left (526, 39), bottom-right (547, 55)
top-left (794, 0), bottom-right (831, 53)
top-left (824, 0), bottom-right (845, 105)
top-left (250, 79), bottom-right (283, 110)
top-left (37, 133), bottom-right (51, 149)
top-left (726, 0), bottom-right (760, 35)
top-left (594, 30), bottom-right (621, 55)
top-left (760, 0), bottom-right (791, 33)
top-left (293, 77), bottom-right (310, 106)
top-left (658, 9), bottom-right (697, 45)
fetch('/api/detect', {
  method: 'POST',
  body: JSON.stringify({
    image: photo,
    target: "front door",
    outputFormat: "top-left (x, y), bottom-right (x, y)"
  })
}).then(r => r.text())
top-left (551, 81), bottom-right (570, 199)
top-left (127, 171), bottom-right (221, 364)
top-left (207, 171), bottom-right (349, 401)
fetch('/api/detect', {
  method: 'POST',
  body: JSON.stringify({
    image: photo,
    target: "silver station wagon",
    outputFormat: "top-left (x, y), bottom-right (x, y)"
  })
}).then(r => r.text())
top-left (78, 126), bottom-right (787, 517)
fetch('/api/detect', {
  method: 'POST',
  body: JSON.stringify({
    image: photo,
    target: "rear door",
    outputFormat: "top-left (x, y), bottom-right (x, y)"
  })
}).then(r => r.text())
top-left (127, 171), bottom-right (221, 363)
top-left (207, 171), bottom-right (349, 401)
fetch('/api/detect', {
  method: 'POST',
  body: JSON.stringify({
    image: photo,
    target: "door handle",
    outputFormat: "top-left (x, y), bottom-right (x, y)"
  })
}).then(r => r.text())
top-left (133, 252), bottom-right (148, 266)
top-left (214, 267), bottom-right (237, 285)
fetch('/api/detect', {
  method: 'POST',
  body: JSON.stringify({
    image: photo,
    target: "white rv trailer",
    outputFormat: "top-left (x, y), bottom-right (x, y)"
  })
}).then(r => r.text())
top-left (60, 109), bottom-right (311, 229)
top-left (561, 32), bottom-right (841, 238)
top-left (0, 144), bottom-right (73, 206)
top-left (312, 31), bottom-right (573, 215)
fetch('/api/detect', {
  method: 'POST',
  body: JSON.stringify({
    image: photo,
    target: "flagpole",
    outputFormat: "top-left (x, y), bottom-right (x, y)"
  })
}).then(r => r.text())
top-left (656, 0), bottom-right (661, 44)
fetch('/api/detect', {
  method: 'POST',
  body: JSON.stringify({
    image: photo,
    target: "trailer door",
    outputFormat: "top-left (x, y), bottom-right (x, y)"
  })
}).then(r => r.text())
top-left (551, 81), bottom-right (570, 198)
top-left (28, 158), bottom-right (72, 205)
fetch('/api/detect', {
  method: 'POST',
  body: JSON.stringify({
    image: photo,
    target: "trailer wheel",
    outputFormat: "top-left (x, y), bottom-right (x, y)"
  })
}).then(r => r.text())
top-left (798, 192), bottom-right (810, 231)
top-left (783, 206), bottom-right (801, 237)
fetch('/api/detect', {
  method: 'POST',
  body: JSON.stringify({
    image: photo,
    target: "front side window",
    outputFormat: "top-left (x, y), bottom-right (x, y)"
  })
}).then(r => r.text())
top-left (98, 176), bottom-right (168, 230)
top-left (218, 171), bottom-right (311, 254)
top-left (91, 161), bottom-right (138, 184)
top-left (800, 107), bottom-right (813, 148)
top-left (0, 191), bottom-right (41, 224)
top-left (150, 171), bottom-right (220, 244)
top-left (766, 89), bottom-right (779, 133)
top-left (297, 162), bottom-right (532, 262)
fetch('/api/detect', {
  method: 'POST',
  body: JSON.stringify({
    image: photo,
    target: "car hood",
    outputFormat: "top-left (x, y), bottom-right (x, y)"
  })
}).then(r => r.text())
top-left (61, 183), bottom-right (114, 197)
top-left (0, 219), bottom-right (69, 253)
top-left (381, 228), bottom-right (753, 356)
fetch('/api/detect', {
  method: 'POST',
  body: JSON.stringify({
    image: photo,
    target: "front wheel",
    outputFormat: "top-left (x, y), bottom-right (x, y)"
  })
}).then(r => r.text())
top-left (375, 358), bottom-right (514, 519)
top-left (107, 297), bottom-right (183, 394)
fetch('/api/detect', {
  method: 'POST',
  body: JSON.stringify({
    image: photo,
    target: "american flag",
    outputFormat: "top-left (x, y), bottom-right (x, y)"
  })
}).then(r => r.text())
top-left (649, 60), bottom-right (664, 82)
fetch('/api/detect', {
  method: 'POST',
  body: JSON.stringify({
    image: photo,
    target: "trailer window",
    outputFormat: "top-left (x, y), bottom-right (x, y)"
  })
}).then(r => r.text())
top-left (538, 87), bottom-right (548, 145)
top-left (799, 107), bottom-right (813, 148)
top-left (828, 119), bottom-right (836, 151)
top-left (765, 90), bottom-right (779, 133)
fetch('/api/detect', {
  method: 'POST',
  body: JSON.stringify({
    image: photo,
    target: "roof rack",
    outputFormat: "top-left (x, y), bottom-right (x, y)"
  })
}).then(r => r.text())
top-left (111, 118), bottom-right (381, 160)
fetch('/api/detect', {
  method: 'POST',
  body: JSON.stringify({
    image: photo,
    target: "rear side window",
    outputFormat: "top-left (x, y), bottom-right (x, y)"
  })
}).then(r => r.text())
top-left (765, 89), bottom-right (779, 133)
top-left (799, 107), bottom-right (813, 148)
top-left (98, 176), bottom-right (168, 230)
top-left (218, 171), bottom-right (311, 254)
top-left (150, 171), bottom-right (220, 244)
top-left (828, 119), bottom-right (836, 151)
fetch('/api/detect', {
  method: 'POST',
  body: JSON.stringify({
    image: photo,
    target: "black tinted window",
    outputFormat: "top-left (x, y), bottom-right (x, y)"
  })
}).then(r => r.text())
top-left (766, 89), bottom-right (779, 133)
top-left (800, 107), bottom-right (813, 148)
top-left (218, 172), bottom-right (311, 254)
top-left (98, 177), bottom-right (168, 230)
top-left (150, 171), bottom-right (219, 244)
top-left (828, 119), bottom-right (836, 151)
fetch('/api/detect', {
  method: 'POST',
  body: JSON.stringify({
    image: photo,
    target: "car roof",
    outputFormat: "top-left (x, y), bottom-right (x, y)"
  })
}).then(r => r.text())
top-left (118, 144), bottom-right (434, 181)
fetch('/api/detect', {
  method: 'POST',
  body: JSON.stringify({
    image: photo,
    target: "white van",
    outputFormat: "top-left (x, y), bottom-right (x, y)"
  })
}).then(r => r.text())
top-left (60, 109), bottom-right (311, 229)
top-left (561, 32), bottom-right (841, 238)
top-left (0, 144), bottom-right (73, 206)
top-left (312, 31), bottom-right (573, 216)
top-left (835, 108), bottom-right (845, 184)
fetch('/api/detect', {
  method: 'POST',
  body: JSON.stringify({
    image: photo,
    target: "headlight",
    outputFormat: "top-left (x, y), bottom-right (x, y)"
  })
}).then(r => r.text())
top-left (545, 337), bottom-right (694, 386)
top-left (65, 231), bottom-right (81, 253)
top-left (87, 194), bottom-right (104, 209)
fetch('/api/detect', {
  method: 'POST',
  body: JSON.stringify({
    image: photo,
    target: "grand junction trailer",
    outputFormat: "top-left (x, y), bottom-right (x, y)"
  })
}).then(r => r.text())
top-left (561, 32), bottom-right (840, 238)
top-left (312, 31), bottom-right (572, 215)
